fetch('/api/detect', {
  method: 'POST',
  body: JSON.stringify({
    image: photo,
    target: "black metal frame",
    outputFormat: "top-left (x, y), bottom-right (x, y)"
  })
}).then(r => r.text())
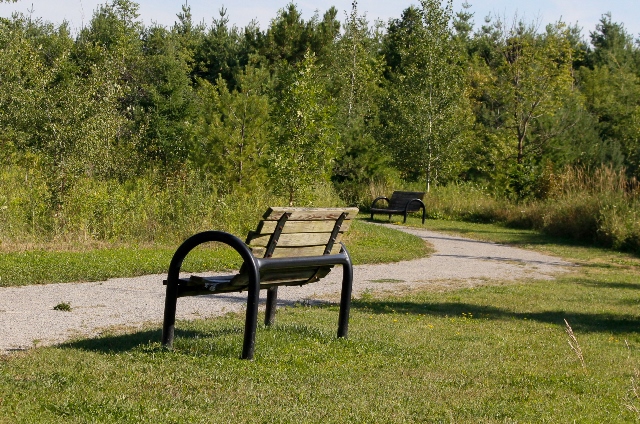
top-left (161, 229), bottom-right (353, 360)
top-left (370, 196), bottom-right (426, 224)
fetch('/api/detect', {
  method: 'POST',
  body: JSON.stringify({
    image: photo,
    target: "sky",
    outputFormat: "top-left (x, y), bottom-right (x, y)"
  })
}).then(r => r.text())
top-left (0, 0), bottom-right (638, 42)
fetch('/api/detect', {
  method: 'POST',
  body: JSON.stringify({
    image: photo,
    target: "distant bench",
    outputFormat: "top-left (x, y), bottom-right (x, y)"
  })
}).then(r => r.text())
top-left (162, 206), bottom-right (359, 360)
top-left (370, 191), bottom-right (426, 224)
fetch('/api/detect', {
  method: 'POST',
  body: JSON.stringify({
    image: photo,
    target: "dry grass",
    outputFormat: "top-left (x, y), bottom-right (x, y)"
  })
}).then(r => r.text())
top-left (564, 319), bottom-right (586, 369)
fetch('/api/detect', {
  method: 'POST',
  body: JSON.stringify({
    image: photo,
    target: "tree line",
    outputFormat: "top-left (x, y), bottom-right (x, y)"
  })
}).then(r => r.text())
top-left (1, 0), bottom-right (639, 209)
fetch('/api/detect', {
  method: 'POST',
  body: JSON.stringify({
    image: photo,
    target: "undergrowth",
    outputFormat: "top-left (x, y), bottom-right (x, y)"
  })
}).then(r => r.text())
top-left (418, 167), bottom-right (640, 255)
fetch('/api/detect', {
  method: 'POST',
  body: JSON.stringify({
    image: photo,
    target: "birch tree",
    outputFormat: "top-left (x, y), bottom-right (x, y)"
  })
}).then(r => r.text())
top-left (383, 0), bottom-right (471, 191)
top-left (269, 51), bottom-right (336, 205)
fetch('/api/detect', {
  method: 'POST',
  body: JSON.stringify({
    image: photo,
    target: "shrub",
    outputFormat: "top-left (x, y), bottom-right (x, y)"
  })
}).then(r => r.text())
top-left (0, 163), bottom-right (52, 243)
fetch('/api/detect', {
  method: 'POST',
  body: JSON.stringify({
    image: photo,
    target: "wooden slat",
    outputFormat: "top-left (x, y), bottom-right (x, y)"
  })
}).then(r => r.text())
top-left (251, 244), bottom-right (342, 258)
top-left (226, 266), bottom-right (333, 288)
top-left (256, 219), bottom-right (352, 234)
top-left (390, 191), bottom-right (425, 200)
top-left (247, 232), bottom-right (343, 248)
top-left (387, 191), bottom-right (425, 211)
top-left (262, 207), bottom-right (359, 221)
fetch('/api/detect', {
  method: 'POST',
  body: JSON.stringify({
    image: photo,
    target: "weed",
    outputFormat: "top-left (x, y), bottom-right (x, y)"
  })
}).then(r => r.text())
top-left (360, 288), bottom-right (374, 301)
top-left (564, 318), bottom-right (586, 369)
top-left (53, 302), bottom-right (72, 312)
top-left (625, 368), bottom-right (640, 418)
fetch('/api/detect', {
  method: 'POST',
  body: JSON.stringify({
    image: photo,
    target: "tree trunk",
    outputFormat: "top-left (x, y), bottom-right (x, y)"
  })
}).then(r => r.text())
top-left (517, 124), bottom-right (525, 164)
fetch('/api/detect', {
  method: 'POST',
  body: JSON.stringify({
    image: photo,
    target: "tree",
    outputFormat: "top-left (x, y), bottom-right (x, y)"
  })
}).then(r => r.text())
top-left (193, 7), bottom-right (250, 90)
top-left (259, 3), bottom-right (340, 68)
top-left (192, 61), bottom-right (270, 192)
top-left (269, 51), bottom-right (336, 205)
top-left (172, 2), bottom-right (205, 75)
top-left (330, 2), bottom-right (390, 199)
top-left (382, 0), bottom-right (472, 191)
top-left (587, 13), bottom-right (636, 70)
top-left (136, 24), bottom-right (198, 169)
top-left (453, 1), bottom-right (474, 46)
top-left (579, 14), bottom-right (640, 175)
top-left (490, 19), bottom-right (575, 165)
top-left (0, 15), bottom-right (139, 202)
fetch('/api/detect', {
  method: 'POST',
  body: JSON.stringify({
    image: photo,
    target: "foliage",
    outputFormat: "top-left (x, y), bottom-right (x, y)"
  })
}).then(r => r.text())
top-left (489, 19), bottom-right (575, 165)
top-left (381, 0), bottom-right (473, 191)
top-left (330, 2), bottom-right (395, 205)
top-left (415, 166), bottom-right (640, 255)
top-left (191, 62), bottom-right (270, 193)
top-left (269, 51), bottom-right (337, 205)
top-left (0, 1), bottom-right (640, 249)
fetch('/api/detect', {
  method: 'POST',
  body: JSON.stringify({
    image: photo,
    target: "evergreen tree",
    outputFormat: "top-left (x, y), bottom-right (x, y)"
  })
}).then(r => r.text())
top-left (137, 24), bottom-right (198, 169)
top-left (193, 8), bottom-right (250, 90)
top-left (580, 14), bottom-right (640, 175)
top-left (330, 2), bottom-right (390, 201)
top-left (192, 61), bottom-right (270, 192)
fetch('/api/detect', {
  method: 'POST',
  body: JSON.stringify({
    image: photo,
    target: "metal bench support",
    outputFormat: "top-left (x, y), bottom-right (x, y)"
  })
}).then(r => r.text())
top-left (161, 229), bottom-right (354, 360)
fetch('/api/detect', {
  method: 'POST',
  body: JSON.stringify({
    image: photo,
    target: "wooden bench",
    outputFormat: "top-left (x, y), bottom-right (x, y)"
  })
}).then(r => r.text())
top-left (370, 191), bottom-right (426, 224)
top-left (162, 206), bottom-right (359, 360)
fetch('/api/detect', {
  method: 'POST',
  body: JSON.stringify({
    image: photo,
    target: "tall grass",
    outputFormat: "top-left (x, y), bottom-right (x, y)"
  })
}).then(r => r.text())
top-left (0, 164), bottom-right (343, 248)
top-left (416, 166), bottom-right (640, 254)
top-left (5, 161), bottom-right (640, 255)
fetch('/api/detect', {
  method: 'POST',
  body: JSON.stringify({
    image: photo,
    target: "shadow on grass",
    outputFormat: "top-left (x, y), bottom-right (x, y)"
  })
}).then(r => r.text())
top-left (59, 327), bottom-right (242, 355)
top-left (58, 309), bottom-right (338, 356)
top-left (576, 280), bottom-right (640, 291)
top-left (353, 300), bottom-right (640, 334)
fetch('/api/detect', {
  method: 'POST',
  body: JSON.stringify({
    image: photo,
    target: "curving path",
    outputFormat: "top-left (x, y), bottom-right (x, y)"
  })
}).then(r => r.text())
top-left (0, 224), bottom-right (573, 353)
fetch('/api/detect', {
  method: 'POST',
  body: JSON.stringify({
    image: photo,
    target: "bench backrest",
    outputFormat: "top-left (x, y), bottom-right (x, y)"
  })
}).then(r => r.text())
top-left (220, 207), bottom-right (359, 289)
top-left (388, 191), bottom-right (425, 212)
top-left (246, 207), bottom-right (359, 258)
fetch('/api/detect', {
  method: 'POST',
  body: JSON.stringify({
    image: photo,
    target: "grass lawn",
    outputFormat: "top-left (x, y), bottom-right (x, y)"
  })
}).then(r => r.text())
top-left (1, 217), bottom-right (640, 422)
top-left (0, 218), bottom-right (432, 287)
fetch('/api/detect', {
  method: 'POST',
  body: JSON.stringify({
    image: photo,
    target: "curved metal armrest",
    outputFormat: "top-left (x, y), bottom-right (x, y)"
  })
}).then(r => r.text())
top-left (371, 196), bottom-right (390, 209)
top-left (166, 231), bottom-right (258, 283)
top-left (163, 231), bottom-right (262, 355)
top-left (404, 198), bottom-right (425, 213)
top-left (404, 199), bottom-right (426, 224)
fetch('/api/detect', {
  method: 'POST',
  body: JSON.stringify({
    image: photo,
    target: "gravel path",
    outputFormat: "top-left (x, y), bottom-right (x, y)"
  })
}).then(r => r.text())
top-left (0, 224), bottom-right (573, 353)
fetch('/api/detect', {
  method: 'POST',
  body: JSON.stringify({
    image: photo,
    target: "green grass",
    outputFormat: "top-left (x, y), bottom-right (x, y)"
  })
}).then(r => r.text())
top-left (0, 219), bottom-right (431, 287)
top-left (412, 217), bottom-right (640, 264)
top-left (2, 219), bottom-right (640, 422)
top-left (2, 271), bottom-right (639, 422)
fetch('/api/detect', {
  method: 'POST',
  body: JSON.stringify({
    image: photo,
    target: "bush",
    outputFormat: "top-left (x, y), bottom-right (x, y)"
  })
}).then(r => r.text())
top-left (0, 163), bottom-right (52, 243)
top-left (0, 164), bottom-right (350, 247)
top-left (414, 167), bottom-right (640, 255)
top-left (537, 194), bottom-right (601, 241)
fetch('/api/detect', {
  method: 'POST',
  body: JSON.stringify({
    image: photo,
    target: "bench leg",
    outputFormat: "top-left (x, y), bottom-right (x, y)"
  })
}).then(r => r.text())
top-left (162, 280), bottom-right (179, 348)
top-left (265, 286), bottom-right (278, 326)
top-left (338, 264), bottom-right (353, 338)
top-left (241, 272), bottom-right (261, 360)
